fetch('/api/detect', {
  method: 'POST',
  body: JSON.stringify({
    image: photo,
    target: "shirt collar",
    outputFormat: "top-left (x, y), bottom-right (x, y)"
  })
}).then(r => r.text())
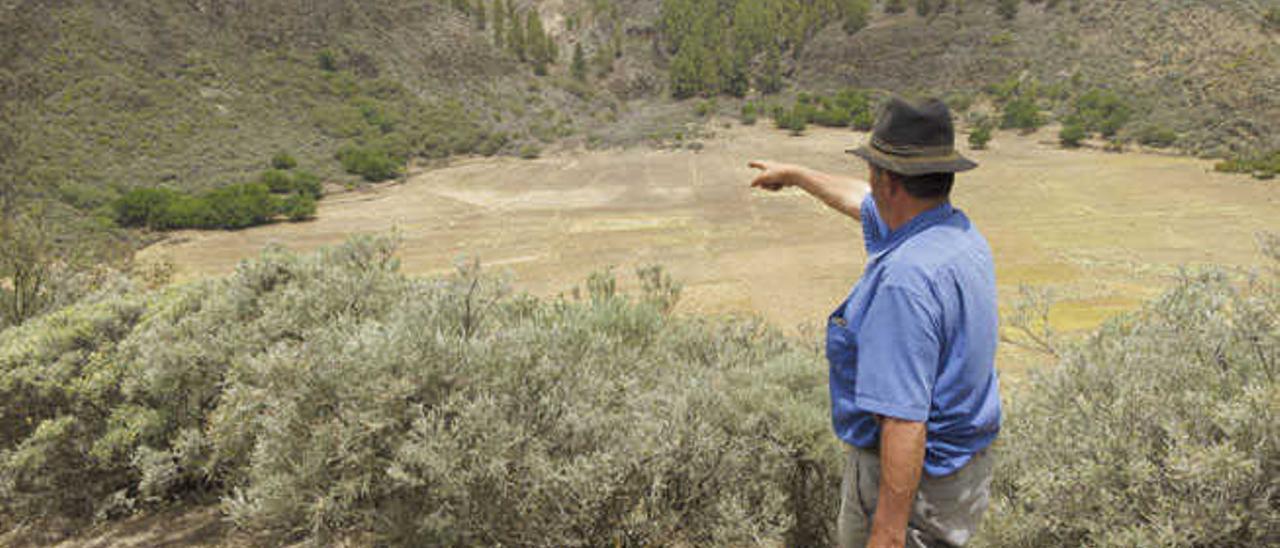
top-left (867, 201), bottom-right (955, 263)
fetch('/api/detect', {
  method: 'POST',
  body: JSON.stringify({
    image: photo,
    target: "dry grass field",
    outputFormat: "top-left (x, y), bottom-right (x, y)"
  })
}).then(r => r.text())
top-left (140, 123), bottom-right (1280, 374)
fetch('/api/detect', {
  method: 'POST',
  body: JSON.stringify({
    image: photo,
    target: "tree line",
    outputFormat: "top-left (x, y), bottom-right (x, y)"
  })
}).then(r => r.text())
top-left (452, 0), bottom-right (558, 75)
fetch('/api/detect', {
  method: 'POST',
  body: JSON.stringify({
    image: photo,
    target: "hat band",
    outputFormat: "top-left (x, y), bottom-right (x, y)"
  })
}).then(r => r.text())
top-left (871, 136), bottom-right (956, 158)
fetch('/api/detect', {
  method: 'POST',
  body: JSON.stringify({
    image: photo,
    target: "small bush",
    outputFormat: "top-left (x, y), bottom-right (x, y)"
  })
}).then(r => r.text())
top-left (1135, 124), bottom-right (1178, 148)
top-left (1265, 6), bottom-right (1280, 31)
top-left (1001, 95), bottom-right (1043, 131)
top-left (201, 183), bottom-right (276, 229)
top-left (990, 31), bottom-right (1015, 47)
top-left (774, 107), bottom-right (808, 135)
top-left (851, 108), bottom-right (875, 131)
top-left (113, 188), bottom-right (183, 228)
top-left (968, 123), bottom-right (993, 150)
top-left (885, 0), bottom-right (907, 14)
top-left (317, 49), bottom-right (338, 72)
top-left (1073, 88), bottom-right (1132, 138)
top-left (279, 193), bottom-right (317, 222)
top-left (259, 169), bottom-right (295, 194)
top-left (518, 143), bottom-right (542, 159)
top-left (985, 261), bottom-right (1280, 545)
top-left (741, 103), bottom-right (759, 125)
top-left (1059, 122), bottom-right (1086, 148)
top-left (270, 152), bottom-right (298, 170)
top-left (1214, 149), bottom-right (1280, 180)
top-left (997, 0), bottom-right (1019, 20)
top-left (694, 99), bottom-right (716, 117)
top-left (292, 170), bottom-right (323, 199)
top-left (843, 0), bottom-right (871, 33)
top-left (338, 145), bottom-right (401, 182)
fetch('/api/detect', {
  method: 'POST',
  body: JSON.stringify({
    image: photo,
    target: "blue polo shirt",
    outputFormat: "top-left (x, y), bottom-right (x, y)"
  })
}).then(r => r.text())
top-left (826, 194), bottom-right (1001, 477)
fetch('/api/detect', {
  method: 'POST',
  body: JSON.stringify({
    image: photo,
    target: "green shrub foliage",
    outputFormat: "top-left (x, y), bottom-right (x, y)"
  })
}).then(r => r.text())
top-left (1001, 95), bottom-right (1043, 130)
top-left (1072, 88), bottom-right (1132, 138)
top-left (270, 152), bottom-right (298, 171)
top-left (1, 235), bottom-right (1278, 544)
top-left (661, 0), bottom-right (869, 97)
top-left (969, 121), bottom-right (993, 150)
top-left (1059, 121), bottom-right (1086, 147)
top-left (0, 236), bottom-right (840, 544)
top-left (113, 172), bottom-right (321, 231)
top-left (984, 260), bottom-right (1280, 546)
top-left (1135, 124), bottom-right (1178, 149)
top-left (997, 0), bottom-right (1019, 20)
top-left (337, 145), bottom-right (401, 182)
top-left (768, 89), bottom-right (875, 134)
top-left (1215, 149), bottom-right (1280, 180)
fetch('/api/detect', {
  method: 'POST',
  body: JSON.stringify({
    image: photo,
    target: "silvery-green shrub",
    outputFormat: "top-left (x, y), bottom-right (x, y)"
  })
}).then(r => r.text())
top-left (0, 235), bottom-right (838, 545)
top-left (982, 253), bottom-right (1279, 546)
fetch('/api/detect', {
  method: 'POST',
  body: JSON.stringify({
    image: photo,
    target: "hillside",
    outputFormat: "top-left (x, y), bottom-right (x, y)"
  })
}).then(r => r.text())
top-left (2, 0), bottom-right (1277, 228)
top-left (798, 0), bottom-right (1280, 155)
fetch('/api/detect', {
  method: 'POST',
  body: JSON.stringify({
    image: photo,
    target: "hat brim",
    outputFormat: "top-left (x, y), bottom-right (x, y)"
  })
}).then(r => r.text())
top-left (846, 145), bottom-right (978, 176)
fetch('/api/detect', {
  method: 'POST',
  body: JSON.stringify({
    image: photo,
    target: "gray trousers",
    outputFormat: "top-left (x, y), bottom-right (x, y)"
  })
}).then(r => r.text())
top-left (837, 444), bottom-right (994, 548)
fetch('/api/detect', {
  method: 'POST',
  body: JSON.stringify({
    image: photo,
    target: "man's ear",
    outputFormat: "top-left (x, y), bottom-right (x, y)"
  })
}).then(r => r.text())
top-left (885, 171), bottom-right (902, 198)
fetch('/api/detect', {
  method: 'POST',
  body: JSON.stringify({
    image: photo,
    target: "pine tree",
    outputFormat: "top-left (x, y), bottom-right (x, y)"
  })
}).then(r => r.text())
top-left (842, 0), bottom-right (870, 33)
top-left (509, 9), bottom-right (526, 61)
top-left (997, 0), bottom-right (1019, 20)
top-left (571, 43), bottom-right (587, 81)
top-left (526, 10), bottom-right (547, 64)
top-left (493, 0), bottom-right (504, 48)
top-left (670, 42), bottom-right (704, 99)
top-left (756, 47), bottom-right (783, 95)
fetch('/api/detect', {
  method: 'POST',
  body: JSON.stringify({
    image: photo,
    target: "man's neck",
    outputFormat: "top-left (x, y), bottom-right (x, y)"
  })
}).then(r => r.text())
top-left (885, 197), bottom-right (949, 232)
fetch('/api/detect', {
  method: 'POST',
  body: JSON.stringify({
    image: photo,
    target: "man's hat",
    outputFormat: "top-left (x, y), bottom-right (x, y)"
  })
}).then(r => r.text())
top-left (847, 97), bottom-right (977, 176)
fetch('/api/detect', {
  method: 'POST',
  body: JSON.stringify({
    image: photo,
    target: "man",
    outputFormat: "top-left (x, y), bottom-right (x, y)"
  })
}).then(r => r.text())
top-left (748, 97), bottom-right (1001, 548)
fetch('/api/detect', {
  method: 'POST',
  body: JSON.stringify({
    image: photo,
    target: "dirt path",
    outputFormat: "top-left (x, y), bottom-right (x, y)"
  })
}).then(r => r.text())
top-left (139, 123), bottom-right (1280, 374)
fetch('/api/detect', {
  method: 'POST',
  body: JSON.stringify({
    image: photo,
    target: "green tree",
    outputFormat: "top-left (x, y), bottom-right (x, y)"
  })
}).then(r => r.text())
top-left (0, 207), bottom-right (55, 327)
top-left (571, 43), bottom-right (588, 81)
top-left (843, 0), bottom-right (871, 33)
top-left (270, 152), bottom-right (298, 170)
top-left (279, 192), bottom-right (317, 222)
top-left (997, 0), bottom-right (1019, 20)
top-left (1059, 121), bottom-right (1086, 148)
top-left (474, 0), bottom-right (486, 30)
top-left (1073, 88), bottom-right (1131, 137)
top-left (756, 48), bottom-right (784, 95)
top-left (1266, 6), bottom-right (1280, 31)
top-left (508, 8), bottom-right (525, 60)
top-left (492, 0), bottom-right (505, 48)
top-left (670, 41), bottom-right (705, 99)
top-left (969, 123), bottom-right (993, 150)
top-left (526, 10), bottom-right (546, 63)
top-left (1001, 95), bottom-right (1042, 130)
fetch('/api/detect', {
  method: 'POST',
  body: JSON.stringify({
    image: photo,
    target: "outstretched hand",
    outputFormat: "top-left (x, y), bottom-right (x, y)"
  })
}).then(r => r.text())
top-left (748, 160), bottom-right (797, 192)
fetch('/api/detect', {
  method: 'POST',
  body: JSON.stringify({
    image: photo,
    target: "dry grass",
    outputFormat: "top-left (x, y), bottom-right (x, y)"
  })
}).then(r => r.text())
top-left (139, 123), bottom-right (1280, 375)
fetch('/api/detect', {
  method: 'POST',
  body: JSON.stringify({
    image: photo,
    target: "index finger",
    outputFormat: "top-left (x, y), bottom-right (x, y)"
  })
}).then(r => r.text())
top-left (748, 160), bottom-right (768, 171)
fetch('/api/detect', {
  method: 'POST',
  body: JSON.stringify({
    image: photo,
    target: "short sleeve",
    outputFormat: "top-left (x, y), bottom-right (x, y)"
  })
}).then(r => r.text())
top-left (854, 284), bottom-right (941, 422)
top-left (861, 194), bottom-right (889, 253)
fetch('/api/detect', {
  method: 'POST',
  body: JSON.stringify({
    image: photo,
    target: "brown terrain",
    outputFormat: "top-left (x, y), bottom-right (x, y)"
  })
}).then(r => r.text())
top-left (139, 123), bottom-right (1280, 376)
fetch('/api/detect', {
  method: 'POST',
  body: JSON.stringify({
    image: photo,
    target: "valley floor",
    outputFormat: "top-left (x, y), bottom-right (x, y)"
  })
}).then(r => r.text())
top-left (139, 123), bottom-right (1280, 376)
